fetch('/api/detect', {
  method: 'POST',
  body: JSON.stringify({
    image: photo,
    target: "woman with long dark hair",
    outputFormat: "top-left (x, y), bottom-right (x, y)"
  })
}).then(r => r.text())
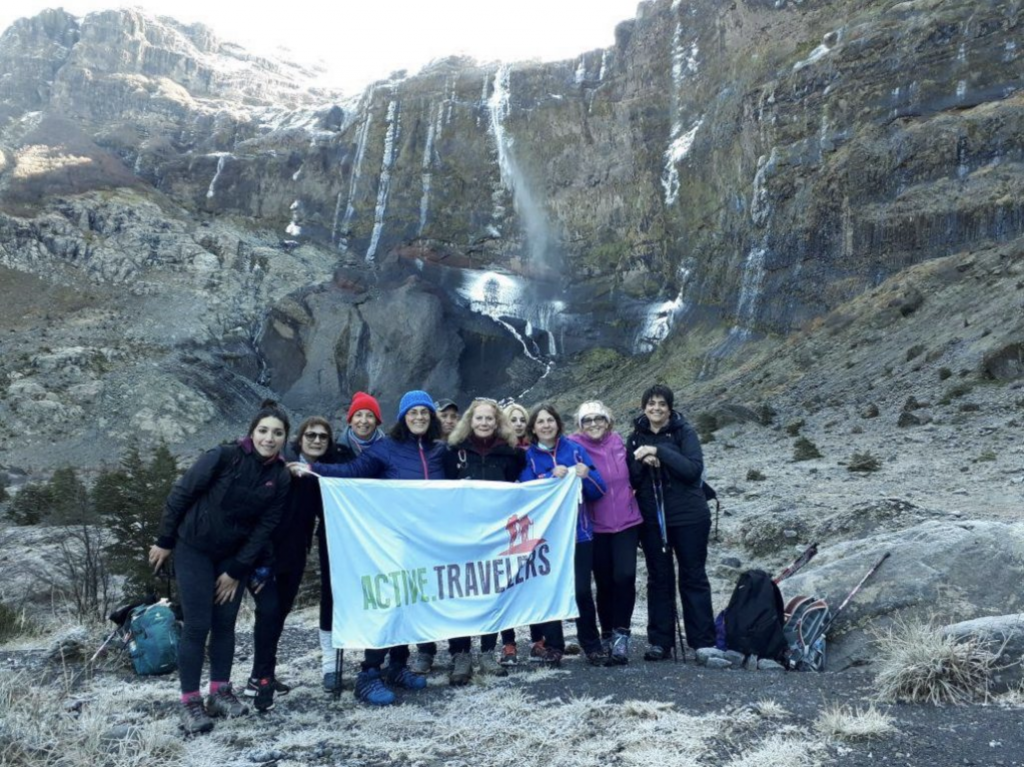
top-left (149, 400), bottom-right (291, 734)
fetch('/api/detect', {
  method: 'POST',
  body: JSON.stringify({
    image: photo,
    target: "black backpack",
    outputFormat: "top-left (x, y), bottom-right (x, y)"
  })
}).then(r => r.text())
top-left (722, 569), bottom-right (788, 661)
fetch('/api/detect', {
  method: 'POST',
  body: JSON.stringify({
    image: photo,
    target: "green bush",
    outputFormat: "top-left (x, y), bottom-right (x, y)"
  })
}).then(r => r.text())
top-left (6, 483), bottom-right (52, 525)
top-left (793, 437), bottom-right (822, 461)
top-left (785, 419), bottom-right (805, 437)
top-left (0, 601), bottom-right (29, 643)
top-left (938, 367), bottom-right (953, 381)
top-left (694, 412), bottom-right (719, 441)
top-left (746, 469), bottom-right (767, 482)
top-left (848, 452), bottom-right (882, 472)
top-left (976, 450), bottom-right (997, 462)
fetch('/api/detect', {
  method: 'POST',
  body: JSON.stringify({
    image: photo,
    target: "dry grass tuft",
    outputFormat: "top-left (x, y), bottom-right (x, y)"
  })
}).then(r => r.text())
top-left (872, 617), bottom-right (1002, 704)
top-left (813, 703), bottom-right (896, 740)
top-left (621, 699), bottom-right (676, 719)
top-left (723, 733), bottom-right (826, 767)
top-left (753, 699), bottom-right (789, 719)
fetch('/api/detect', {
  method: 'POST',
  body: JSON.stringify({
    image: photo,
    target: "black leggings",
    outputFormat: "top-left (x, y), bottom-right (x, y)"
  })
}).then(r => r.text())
top-left (175, 541), bottom-right (245, 694)
top-left (250, 568), bottom-right (304, 680)
top-left (317, 530), bottom-right (333, 631)
top-left (593, 526), bottom-right (640, 636)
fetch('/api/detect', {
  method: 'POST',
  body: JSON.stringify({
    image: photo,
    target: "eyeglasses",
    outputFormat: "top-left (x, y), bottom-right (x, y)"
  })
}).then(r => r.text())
top-left (581, 415), bottom-right (609, 426)
top-left (303, 432), bottom-right (330, 442)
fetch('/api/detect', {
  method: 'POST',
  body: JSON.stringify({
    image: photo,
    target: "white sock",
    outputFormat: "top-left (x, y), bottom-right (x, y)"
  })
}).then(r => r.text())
top-left (320, 630), bottom-right (337, 675)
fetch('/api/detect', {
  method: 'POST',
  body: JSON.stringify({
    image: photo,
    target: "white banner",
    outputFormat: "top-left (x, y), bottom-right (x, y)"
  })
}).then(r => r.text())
top-left (320, 476), bottom-right (581, 649)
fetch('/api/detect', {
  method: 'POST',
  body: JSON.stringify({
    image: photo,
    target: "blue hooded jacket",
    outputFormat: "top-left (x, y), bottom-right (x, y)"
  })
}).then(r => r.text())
top-left (519, 437), bottom-right (606, 542)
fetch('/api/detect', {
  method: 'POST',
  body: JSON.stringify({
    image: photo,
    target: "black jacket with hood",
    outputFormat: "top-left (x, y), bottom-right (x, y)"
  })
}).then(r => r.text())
top-left (443, 439), bottom-right (524, 482)
top-left (626, 411), bottom-right (709, 528)
top-left (156, 439), bottom-right (291, 579)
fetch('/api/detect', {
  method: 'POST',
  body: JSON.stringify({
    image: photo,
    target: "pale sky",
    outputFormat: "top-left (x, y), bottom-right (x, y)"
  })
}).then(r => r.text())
top-left (0, 1), bottom-right (644, 94)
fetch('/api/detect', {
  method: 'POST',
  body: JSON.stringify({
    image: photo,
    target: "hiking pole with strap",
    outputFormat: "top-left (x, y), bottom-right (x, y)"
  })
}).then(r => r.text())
top-left (652, 468), bottom-right (686, 663)
top-left (819, 551), bottom-right (890, 637)
top-left (774, 542), bottom-right (819, 585)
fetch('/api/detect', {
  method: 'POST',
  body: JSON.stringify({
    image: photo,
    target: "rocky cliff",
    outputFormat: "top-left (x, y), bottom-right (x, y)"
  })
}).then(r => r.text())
top-left (0, 0), bottom-right (1021, 468)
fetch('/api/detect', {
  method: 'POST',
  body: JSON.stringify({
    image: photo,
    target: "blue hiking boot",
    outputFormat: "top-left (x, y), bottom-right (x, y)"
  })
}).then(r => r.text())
top-left (385, 664), bottom-right (428, 690)
top-left (354, 669), bottom-right (395, 706)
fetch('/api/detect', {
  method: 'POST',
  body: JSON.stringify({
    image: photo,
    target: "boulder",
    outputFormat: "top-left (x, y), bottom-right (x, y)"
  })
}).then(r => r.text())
top-left (780, 521), bottom-right (1024, 670)
top-left (943, 614), bottom-right (1024, 694)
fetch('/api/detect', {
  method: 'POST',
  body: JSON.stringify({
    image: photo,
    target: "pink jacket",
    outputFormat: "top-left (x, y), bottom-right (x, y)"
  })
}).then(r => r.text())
top-left (568, 431), bottom-right (642, 534)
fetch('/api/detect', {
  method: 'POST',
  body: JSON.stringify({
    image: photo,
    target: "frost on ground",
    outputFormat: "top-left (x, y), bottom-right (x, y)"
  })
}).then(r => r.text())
top-left (0, 668), bottom-right (830, 767)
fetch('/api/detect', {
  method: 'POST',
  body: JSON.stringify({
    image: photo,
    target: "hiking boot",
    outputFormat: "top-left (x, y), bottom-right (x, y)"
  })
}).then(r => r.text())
top-left (409, 651), bottom-right (435, 675)
top-left (499, 643), bottom-right (518, 666)
top-left (354, 668), bottom-right (395, 706)
top-left (608, 630), bottom-right (631, 665)
top-left (206, 684), bottom-right (248, 718)
top-left (586, 649), bottom-right (608, 667)
top-left (479, 651), bottom-right (508, 677)
top-left (643, 645), bottom-right (671, 662)
top-left (322, 672), bottom-right (341, 693)
top-left (449, 652), bottom-right (472, 686)
top-left (252, 677), bottom-right (275, 713)
top-left (529, 640), bottom-right (547, 662)
top-left (601, 636), bottom-right (612, 655)
top-left (540, 647), bottom-right (563, 667)
top-left (385, 664), bottom-right (428, 691)
top-left (180, 696), bottom-right (213, 734)
top-left (244, 676), bottom-right (291, 697)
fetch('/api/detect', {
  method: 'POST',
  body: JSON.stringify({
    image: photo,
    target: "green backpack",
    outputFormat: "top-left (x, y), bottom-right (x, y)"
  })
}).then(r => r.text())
top-left (125, 602), bottom-right (181, 676)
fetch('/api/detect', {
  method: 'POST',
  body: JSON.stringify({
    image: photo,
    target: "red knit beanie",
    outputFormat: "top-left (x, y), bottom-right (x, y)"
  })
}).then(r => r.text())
top-left (347, 391), bottom-right (382, 424)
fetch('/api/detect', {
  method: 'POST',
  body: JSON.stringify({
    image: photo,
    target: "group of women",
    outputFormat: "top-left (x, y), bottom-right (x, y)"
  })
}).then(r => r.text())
top-left (151, 384), bottom-right (715, 733)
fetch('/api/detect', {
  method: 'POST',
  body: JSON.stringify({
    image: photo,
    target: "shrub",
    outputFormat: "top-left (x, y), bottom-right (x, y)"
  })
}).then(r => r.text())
top-left (938, 367), bottom-right (953, 381)
top-left (905, 344), bottom-right (926, 361)
top-left (757, 403), bottom-right (777, 426)
top-left (940, 382), bottom-right (973, 405)
top-left (746, 469), bottom-right (767, 482)
top-left (813, 703), bottom-right (896, 740)
top-left (793, 437), bottom-right (822, 461)
top-left (976, 450), bottom-right (997, 462)
top-left (694, 412), bottom-right (719, 442)
top-left (848, 452), bottom-right (882, 472)
top-left (0, 601), bottom-right (30, 643)
top-left (785, 419), bottom-right (805, 436)
top-left (872, 617), bottom-right (1001, 704)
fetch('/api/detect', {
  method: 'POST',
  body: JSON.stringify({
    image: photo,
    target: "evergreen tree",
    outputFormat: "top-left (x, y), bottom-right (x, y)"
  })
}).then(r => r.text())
top-left (7, 483), bottom-right (53, 525)
top-left (47, 467), bottom-right (93, 525)
top-left (0, 474), bottom-right (9, 505)
top-left (98, 444), bottom-right (180, 601)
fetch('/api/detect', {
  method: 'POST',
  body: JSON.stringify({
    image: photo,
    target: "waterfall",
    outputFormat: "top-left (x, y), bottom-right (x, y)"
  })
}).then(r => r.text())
top-left (662, 4), bottom-right (701, 206)
top-left (205, 153), bottom-right (229, 199)
top-left (337, 86), bottom-right (376, 249)
top-left (457, 270), bottom-right (562, 370)
top-left (574, 56), bottom-right (586, 84)
top-left (487, 64), bottom-right (552, 267)
top-left (418, 106), bottom-right (437, 236)
top-left (365, 98), bottom-right (399, 263)
top-left (734, 245), bottom-right (767, 332)
top-left (598, 51), bottom-right (608, 81)
top-left (285, 199), bottom-right (302, 237)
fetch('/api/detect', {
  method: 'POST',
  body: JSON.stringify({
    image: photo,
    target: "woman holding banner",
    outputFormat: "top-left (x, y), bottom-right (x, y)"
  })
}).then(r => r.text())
top-left (442, 398), bottom-right (525, 683)
top-left (519, 403), bottom-right (607, 666)
top-left (316, 393), bottom-right (385, 691)
top-left (568, 401), bottom-right (643, 665)
top-left (290, 390), bottom-right (444, 706)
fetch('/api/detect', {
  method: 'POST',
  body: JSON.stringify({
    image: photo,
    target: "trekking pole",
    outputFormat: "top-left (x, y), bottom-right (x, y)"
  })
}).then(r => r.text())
top-left (821, 551), bottom-right (890, 635)
top-left (88, 628), bottom-right (122, 665)
top-left (652, 468), bottom-right (686, 663)
top-left (774, 542), bottom-right (819, 584)
top-left (332, 648), bottom-right (344, 700)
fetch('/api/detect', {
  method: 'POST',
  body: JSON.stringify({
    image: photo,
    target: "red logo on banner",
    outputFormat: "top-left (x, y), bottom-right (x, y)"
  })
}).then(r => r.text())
top-left (499, 513), bottom-right (545, 555)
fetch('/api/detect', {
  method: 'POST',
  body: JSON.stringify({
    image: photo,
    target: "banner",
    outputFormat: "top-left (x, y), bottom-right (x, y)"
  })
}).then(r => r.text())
top-left (320, 476), bottom-right (581, 649)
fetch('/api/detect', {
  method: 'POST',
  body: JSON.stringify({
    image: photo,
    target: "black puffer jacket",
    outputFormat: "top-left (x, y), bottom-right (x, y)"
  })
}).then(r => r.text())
top-left (443, 439), bottom-right (524, 482)
top-left (626, 412), bottom-right (709, 528)
top-left (156, 439), bottom-right (291, 579)
top-left (271, 441), bottom-right (355, 574)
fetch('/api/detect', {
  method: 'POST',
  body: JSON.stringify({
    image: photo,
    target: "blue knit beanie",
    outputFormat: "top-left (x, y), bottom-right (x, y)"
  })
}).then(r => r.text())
top-left (397, 390), bottom-right (435, 421)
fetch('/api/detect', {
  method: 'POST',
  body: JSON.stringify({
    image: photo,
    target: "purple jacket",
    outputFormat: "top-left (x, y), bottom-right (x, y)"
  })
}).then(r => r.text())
top-left (568, 431), bottom-right (642, 534)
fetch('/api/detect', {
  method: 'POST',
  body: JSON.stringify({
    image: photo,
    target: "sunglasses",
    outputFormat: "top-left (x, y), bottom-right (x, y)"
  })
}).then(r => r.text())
top-left (303, 432), bottom-right (330, 442)
top-left (581, 415), bottom-right (609, 426)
